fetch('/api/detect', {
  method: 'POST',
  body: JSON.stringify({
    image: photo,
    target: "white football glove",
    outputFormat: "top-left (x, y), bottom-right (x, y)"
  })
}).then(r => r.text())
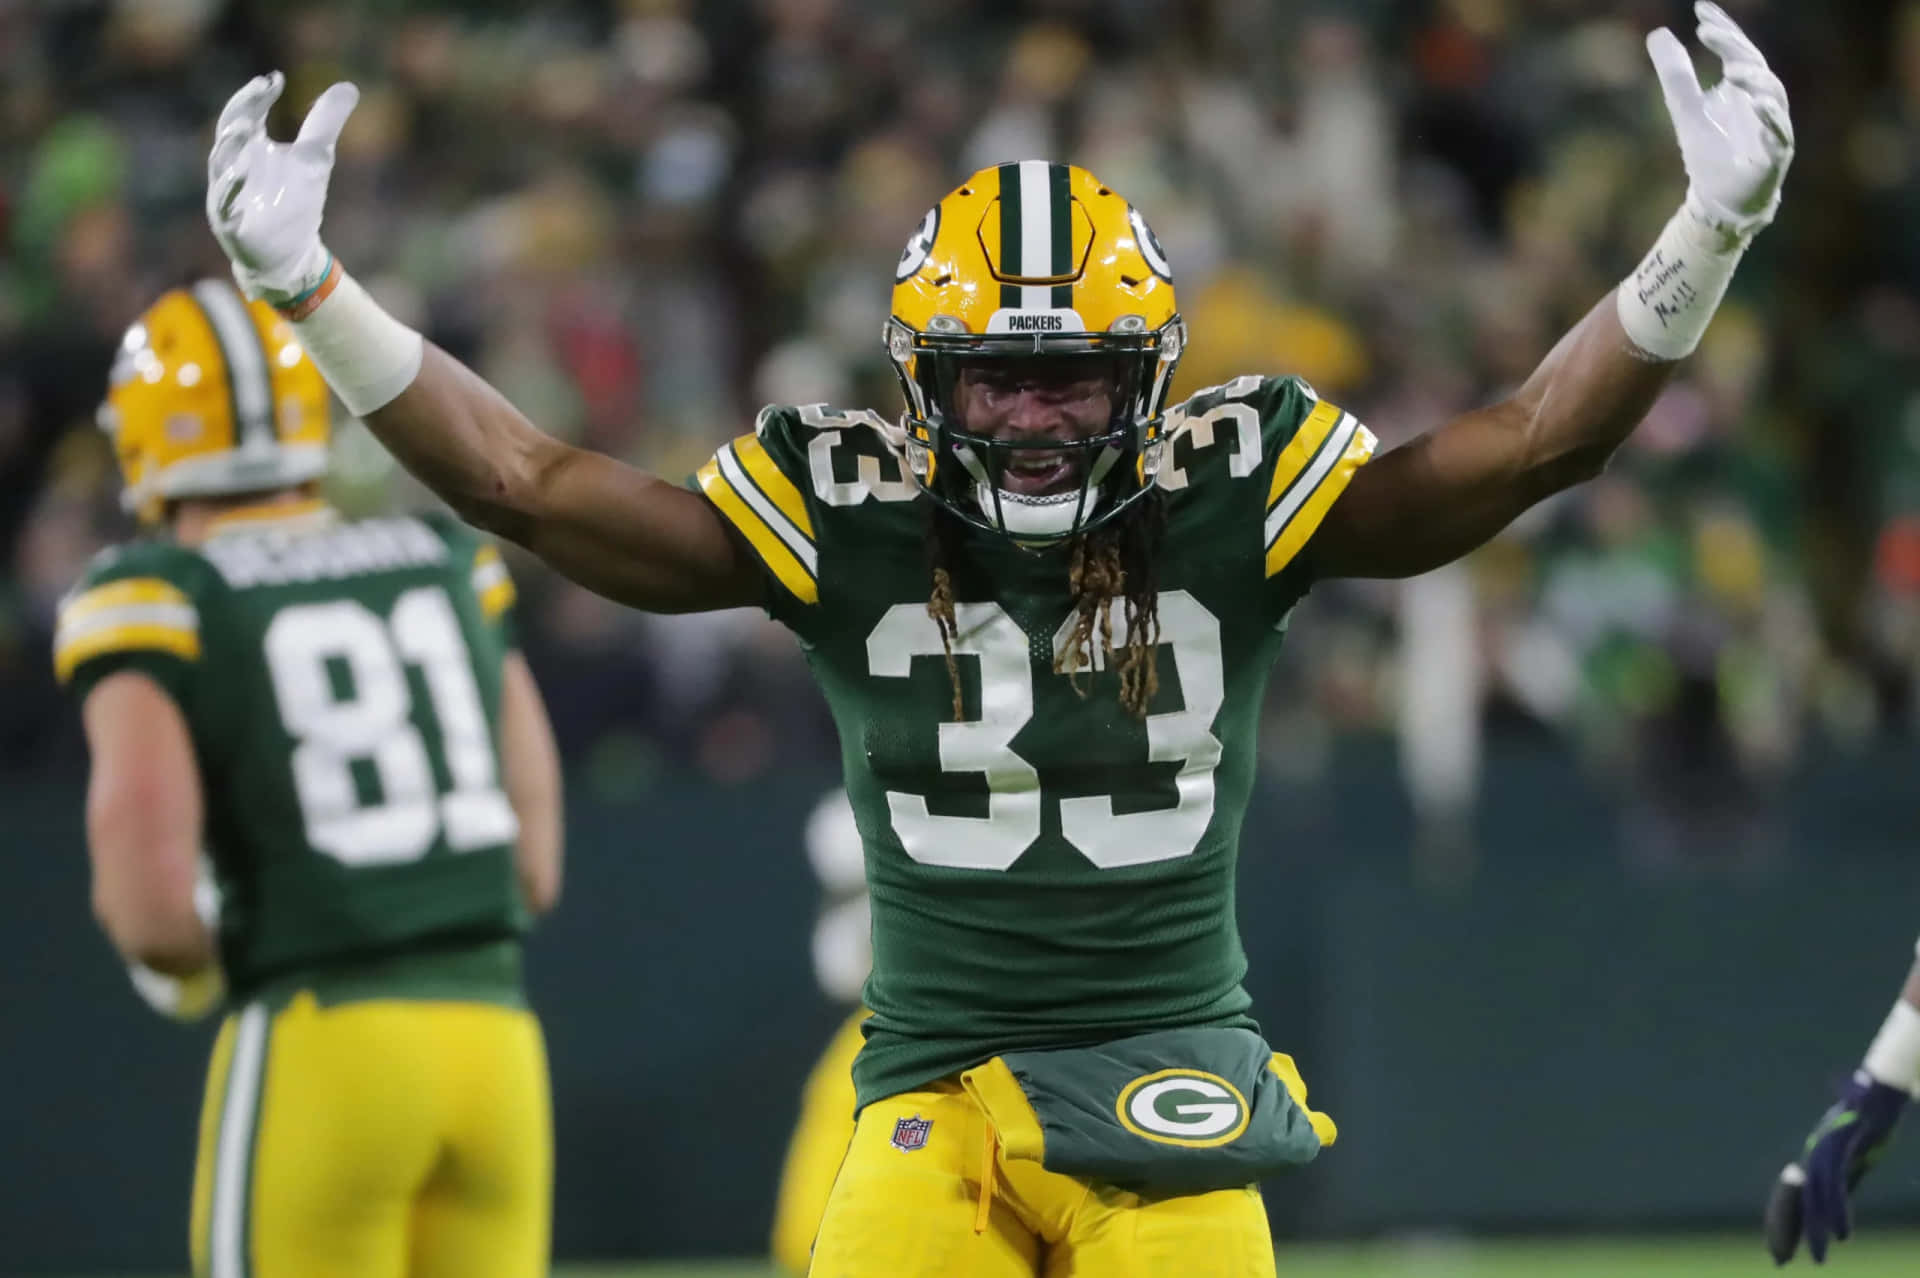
top-left (1648, 2), bottom-right (1793, 245)
top-left (206, 71), bottom-right (359, 305)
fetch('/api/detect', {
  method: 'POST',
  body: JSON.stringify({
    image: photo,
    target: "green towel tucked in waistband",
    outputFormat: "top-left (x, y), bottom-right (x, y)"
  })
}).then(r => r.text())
top-left (960, 1025), bottom-right (1336, 1196)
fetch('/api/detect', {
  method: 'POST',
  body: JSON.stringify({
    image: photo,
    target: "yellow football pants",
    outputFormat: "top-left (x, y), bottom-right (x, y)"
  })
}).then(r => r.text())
top-left (771, 1010), bottom-right (869, 1273)
top-left (188, 993), bottom-right (552, 1278)
top-left (807, 1080), bottom-right (1277, 1278)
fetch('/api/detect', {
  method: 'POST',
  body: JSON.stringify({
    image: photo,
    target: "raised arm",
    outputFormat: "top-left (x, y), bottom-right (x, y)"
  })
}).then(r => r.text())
top-left (374, 344), bottom-right (761, 611)
top-left (204, 73), bottom-right (760, 613)
top-left (1308, 295), bottom-right (1671, 579)
top-left (1309, 3), bottom-right (1793, 581)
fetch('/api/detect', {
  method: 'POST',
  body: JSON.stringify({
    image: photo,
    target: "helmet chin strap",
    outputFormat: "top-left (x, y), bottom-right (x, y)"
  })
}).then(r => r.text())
top-left (973, 482), bottom-right (1104, 538)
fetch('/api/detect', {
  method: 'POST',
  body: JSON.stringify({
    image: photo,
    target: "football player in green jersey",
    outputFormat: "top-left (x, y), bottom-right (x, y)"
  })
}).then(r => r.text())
top-left (59, 279), bottom-right (563, 1278)
top-left (205, 5), bottom-right (1791, 1272)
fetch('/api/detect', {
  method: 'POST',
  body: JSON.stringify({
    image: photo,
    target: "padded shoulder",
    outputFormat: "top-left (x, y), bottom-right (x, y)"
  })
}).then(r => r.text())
top-left (693, 403), bottom-right (923, 617)
top-left (1158, 374), bottom-right (1376, 579)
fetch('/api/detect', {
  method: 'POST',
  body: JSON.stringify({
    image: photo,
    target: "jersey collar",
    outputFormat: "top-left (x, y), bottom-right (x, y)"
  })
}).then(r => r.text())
top-left (202, 498), bottom-right (340, 540)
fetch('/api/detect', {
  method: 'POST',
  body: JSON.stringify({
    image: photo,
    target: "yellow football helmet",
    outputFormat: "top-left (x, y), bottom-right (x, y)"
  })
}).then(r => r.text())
top-left (98, 280), bottom-right (329, 524)
top-left (887, 161), bottom-right (1185, 540)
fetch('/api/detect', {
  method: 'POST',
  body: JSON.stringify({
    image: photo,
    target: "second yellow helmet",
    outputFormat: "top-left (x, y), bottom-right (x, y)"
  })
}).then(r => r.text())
top-left (99, 280), bottom-right (329, 524)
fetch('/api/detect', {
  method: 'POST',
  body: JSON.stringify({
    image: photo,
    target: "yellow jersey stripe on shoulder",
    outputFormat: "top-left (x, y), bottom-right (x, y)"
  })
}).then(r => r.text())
top-left (1264, 419), bottom-right (1377, 579)
top-left (59, 577), bottom-right (191, 627)
top-left (477, 575), bottom-right (515, 619)
top-left (716, 443), bottom-right (818, 575)
top-left (55, 620), bottom-right (201, 683)
top-left (696, 456), bottom-right (820, 605)
top-left (732, 434), bottom-right (814, 540)
top-left (470, 545), bottom-right (516, 620)
top-left (1266, 398), bottom-right (1345, 512)
top-left (55, 579), bottom-right (201, 683)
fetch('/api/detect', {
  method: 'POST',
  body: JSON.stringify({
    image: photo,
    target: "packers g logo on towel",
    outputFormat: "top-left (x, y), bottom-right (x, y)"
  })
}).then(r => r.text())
top-left (1115, 1069), bottom-right (1250, 1148)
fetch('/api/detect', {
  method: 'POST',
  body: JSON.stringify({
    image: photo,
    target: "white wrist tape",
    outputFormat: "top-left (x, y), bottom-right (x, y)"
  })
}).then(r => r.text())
top-left (1863, 998), bottom-right (1920, 1095)
top-left (287, 264), bottom-right (425, 418)
top-left (1614, 203), bottom-right (1746, 361)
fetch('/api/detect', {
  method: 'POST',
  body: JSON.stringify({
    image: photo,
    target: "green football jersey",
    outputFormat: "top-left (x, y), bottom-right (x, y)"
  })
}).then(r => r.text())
top-left (695, 375), bottom-right (1377, 1106)
top-left (56, 503), bottom-right (528, 1003)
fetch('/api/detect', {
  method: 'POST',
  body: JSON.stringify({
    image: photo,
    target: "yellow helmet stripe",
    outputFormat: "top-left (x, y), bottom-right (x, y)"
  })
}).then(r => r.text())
top-left (191, 280), bottom-right (275, 450)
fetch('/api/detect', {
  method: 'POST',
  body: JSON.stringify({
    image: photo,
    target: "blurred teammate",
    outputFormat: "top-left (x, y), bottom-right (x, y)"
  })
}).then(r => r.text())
top-left (1765, 943), bottom-right (1920, 1265)
top-left (58, 279), bottom-right (564, 1278)
top-left (770, 787), bottom-right (869, 1275)
top-left (204, 5), bottom-right (1791, 1273)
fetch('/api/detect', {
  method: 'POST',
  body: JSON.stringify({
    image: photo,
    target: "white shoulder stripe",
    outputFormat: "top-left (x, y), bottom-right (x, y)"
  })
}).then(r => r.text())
top-left (1264, 411), bottom-right (1359, 550)
top-left (54, 601), bottom-right (199, 647)
top-left (718, 443), bottom-right (818, 575)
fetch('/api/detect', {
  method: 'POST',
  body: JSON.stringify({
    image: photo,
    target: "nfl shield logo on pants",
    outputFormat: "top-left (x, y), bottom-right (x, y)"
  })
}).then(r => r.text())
top-left (889, 1115), bottom-right (933, 1152)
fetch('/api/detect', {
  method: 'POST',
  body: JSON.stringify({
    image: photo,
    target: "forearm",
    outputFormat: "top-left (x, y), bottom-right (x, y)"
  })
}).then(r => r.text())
top-left (83, 675), bottom-right (216, 975)
top-left (90, 858), bottom-right (215, 975)
top-left (1449, 204), bottom-right (1748, 523)
top-left (88, 817), bottom-right (214, 973)
top-left (1862, 952), bottom-right (1920, 1094)
top-left (101, 869), bottom-right (224, 1020)
top-left (368, 344), bottom-right (565, 541)
top-left (281, 263), bottom-right (553, 536)
top-left (1310, 205), bottom-right (1743, 579)
top-left (511, 801), bottom-right (563, 917)
top-left (288, 265), bottom-right (759, 611)
top-left (1511, 179), bottom-right (1770, 464)
top-left (1306, 298), bottom-right (1677, 579)
top-left (1503, 292), bottom-right (1680, 493)
top-left (500, 653), bottom-right (564, 916)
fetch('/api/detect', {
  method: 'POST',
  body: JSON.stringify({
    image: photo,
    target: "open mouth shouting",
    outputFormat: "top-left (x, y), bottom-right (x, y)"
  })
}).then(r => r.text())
top-left (999, 447), bottom-right (1079, 497)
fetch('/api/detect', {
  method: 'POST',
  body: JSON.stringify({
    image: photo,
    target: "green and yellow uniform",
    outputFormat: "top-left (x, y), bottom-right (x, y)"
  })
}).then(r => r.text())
top-left (57, 502), bottom-right (549, 1278)
top-left (698, 374), bottom-right (1369, 1274)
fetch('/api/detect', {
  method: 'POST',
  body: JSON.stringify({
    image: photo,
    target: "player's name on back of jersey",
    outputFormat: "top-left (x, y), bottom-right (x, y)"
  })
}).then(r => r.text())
top-left (202, 516), bottom-right (448, 589)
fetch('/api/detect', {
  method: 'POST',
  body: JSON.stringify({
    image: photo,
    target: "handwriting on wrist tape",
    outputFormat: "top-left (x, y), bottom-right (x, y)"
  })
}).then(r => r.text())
top-left (1632, 249), bottom-right (1701, 332)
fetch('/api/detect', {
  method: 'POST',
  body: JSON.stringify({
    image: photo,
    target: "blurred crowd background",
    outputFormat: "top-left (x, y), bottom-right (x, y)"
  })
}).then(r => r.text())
top-left (3, 0), bottom-right (1917, 857)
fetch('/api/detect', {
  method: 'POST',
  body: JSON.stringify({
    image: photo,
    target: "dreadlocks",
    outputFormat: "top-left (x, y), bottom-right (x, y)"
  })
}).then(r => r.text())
top-left (924, 489), bottom-right (1167, 722)
top-left (925, 509), bottom-right (968, 722)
